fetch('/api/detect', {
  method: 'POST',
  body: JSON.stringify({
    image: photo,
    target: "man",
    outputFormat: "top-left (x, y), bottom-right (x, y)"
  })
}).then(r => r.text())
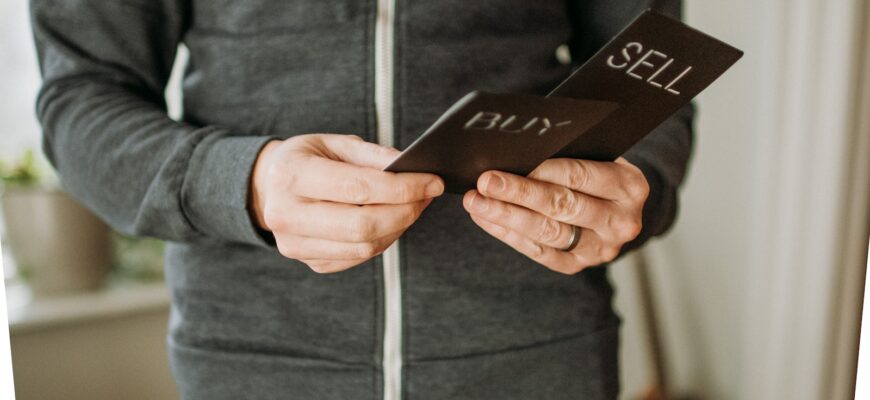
top-left (30, 1), bottom-right (692, 399)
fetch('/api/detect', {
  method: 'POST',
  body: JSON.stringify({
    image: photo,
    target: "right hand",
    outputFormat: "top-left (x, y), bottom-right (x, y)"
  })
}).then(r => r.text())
top-left (250, 134), bottom-right (444, 273)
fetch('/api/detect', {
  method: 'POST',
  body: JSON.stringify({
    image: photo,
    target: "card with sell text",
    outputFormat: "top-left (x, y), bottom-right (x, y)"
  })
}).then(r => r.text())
top-left (385, 10), bottom-right (743, 193)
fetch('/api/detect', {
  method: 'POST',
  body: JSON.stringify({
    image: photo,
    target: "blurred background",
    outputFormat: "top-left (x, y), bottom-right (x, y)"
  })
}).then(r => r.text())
top-left (1, 0), bottom-right (868, 399)
top-left (2, 1), bottom-right (182, 399)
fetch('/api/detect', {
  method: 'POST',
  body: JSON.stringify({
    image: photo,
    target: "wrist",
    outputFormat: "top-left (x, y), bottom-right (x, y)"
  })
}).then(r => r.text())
top-left (249, 140), bottom-right (281, 231)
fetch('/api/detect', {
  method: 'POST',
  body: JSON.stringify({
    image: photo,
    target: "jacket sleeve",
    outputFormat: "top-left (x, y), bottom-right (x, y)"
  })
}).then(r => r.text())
top-left (565, 0), bottom-right (695, 252)
top-left (30, 0), bottom-right (275, 246)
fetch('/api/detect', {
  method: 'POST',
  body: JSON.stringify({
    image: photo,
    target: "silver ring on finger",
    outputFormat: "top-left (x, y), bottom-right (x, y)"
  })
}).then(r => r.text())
top-left (560, 225), bottom-right (581, 252)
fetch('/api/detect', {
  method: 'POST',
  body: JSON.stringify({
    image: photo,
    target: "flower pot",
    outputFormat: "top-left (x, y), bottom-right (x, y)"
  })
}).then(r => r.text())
top-left (1, 189), bottom-right (111, 295)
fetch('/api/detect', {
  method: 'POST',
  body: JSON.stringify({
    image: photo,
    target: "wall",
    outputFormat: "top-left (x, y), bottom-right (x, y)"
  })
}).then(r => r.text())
top-left (3, 3), bottom-right (180, 399)
top-left (0, 0), bottom-right (41, 159)
top-left (654, 1), bottom-right (762, 396)
top-left (611, 0), bottom-right (867, 398)
top-left (611, 1), bottom-right (763, 397)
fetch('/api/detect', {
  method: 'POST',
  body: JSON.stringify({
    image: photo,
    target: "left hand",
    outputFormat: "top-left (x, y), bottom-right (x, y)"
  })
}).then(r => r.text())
top-left (462, 157), bottom-right (649, 275)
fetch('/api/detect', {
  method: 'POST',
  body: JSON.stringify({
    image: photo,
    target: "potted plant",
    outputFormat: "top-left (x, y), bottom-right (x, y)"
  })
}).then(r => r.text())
top-left (1, 150), bottom-right (112, 295)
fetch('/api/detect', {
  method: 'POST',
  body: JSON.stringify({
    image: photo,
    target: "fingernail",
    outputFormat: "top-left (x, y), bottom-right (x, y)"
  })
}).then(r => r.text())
top-left (425, 180), bottom-right (444, 197)
top-left (469, 192), bottom-right (488, 212)
top-left (485, 173), bottom-right (505, 193)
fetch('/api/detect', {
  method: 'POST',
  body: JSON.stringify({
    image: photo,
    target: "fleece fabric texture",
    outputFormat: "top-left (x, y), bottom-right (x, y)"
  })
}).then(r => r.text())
top-left (30, 0), bottom-right (693, 399)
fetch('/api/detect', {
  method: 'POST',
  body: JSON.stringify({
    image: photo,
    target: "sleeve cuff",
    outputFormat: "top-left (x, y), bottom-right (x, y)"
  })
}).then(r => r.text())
top-left (182, 133), bottom-right (278, 248)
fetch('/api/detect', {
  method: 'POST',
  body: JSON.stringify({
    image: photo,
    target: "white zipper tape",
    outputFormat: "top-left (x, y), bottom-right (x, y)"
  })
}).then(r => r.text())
top-left (374, 1), bottom-right (401, 400)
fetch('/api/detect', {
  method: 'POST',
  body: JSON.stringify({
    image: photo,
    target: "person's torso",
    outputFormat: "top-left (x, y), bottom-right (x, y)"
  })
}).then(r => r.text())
top-left (167, 2), bottom-right (622, 399)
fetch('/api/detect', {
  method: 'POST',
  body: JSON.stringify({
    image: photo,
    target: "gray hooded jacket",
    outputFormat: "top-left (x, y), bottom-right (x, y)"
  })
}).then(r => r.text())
top-left (30, 0), bottom-right (692, 399)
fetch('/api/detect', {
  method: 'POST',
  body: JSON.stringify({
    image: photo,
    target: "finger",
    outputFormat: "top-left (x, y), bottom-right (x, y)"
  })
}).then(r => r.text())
top-left (561, 226), bottom-right (616, 265)
top-left (290, 156), bottom-right (444, 204)
top-left (275, 231), bottom-right (401, 262)
top-left (297, 258), bottom-right (369, 274)
top-left (272, 198), bottom-right (431, 242)
top-left (527, 157), bottom-right (646, 201)
top-left (470, 214), bottom-right (614, 272)
top-left (320, 134), bottom-right (401, 170)
top-left (469, 215), bottom-right (596, 275)
top-left (476, 171), bottom-right (617, 230)
top-left (463, 190), bottom-right (574, 249)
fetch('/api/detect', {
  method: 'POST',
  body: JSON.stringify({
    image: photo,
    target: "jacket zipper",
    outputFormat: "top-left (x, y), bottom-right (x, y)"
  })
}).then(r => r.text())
top-left (374, 1), bottom-right (401, 400)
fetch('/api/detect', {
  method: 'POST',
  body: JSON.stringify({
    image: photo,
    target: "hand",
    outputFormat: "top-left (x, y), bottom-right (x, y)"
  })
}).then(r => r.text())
top-left (462, 157), bottom-right (649, 275)
top-left (250, 134), bottom-right (444, 273)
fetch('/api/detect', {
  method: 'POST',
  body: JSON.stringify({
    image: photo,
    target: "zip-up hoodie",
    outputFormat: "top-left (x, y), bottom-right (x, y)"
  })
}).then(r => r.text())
top-left (30, 1), bottom-right (693, 399)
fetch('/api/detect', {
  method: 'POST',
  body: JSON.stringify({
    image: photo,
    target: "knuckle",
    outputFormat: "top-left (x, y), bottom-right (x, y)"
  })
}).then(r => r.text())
top-left (601, 246), bottom-right (620, 262)
top-left (529, 159), bottom-right (554, 179)
top-left (633, 182), bottom-right (650, 201)
top-left (616, 217), bottom-right (642, 241)
top-left (343, 177), bottom-right (372, 204)
top-left (539, 159), bottom-right (571, 181)
top-left (347, 215), bottom-right (377, 242)
top-left (528, 241), bottom-right (545, 258)
top-left (550, 189), bottom-right (582, 221)
top-left (540, 158), bottom-right (559, 170)
top-left (263, 161), bottom-right (279, 184)
top-left (537, 218), bottom-right (561, 244)
top-left (568, 160), bottom-right (591, 190)
top-left (277, 247), bottom-right (294, 259)
top-left (625, 219), bottom-right (643, 240)
top-left (514, 179), bottom-right (534, 202)
top-left (276, 240), bottom-right (299, 260)
top-left (604, 212), bottom-right (617, 232)
top-left (400, 204), bottom-right (422, 227)
top-left (356, 242), bottom-right (381, 259)
top-left (494, 200), bottom-right (512, 220)
top-left (606, 213), bottom-right (641, 241)
top-left (282, 169), bottom-right (300, 193)
top-left (625, 176), bottom-right (650, 201)
top-left (263, 205), bottom-right (285, 232)
top-left (306, 262), bottom-right (327, 273)
top-left (591, 242), bottom-right (606, 261)
top-left (394, 182), bottom-right (414, 203)
top-left (377, 144), bottom-right (400, 159)
top-left (307, 262), bottom-right (336, 274)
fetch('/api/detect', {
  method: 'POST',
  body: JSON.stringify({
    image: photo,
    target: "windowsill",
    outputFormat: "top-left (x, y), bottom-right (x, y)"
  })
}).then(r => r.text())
top-left (5, 279), bottom-right (170, 335)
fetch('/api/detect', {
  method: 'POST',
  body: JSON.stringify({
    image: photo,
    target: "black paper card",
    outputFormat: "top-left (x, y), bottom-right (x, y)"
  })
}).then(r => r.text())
top-left (385, 92), bottom-right (617, 193)
top-left (550, 10), bottom-right (743, 159)
top-left (385, 10), bottom-right (743, 193)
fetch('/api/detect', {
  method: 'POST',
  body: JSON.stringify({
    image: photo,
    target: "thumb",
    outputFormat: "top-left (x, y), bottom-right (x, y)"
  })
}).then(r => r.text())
top-left (322, 134), bottom-right (400, 169)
